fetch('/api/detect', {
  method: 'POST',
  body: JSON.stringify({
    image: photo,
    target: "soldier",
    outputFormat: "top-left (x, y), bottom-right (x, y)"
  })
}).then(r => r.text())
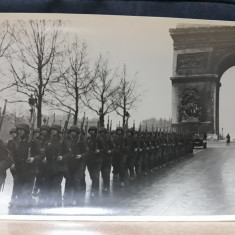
top-left (7, 128), bottom-right (19, 207)
top-left (45, 124), bottom-right (71, 207)
top-left (126, 128), bottom-right (138, 181)
top-left (99, 127), bottom-right (115, 191)
top-left (0, 139), bottom-right (13, 192)
top-left (33, 128), bottom-right (41, 141)
top-left (146, 132), bottom-right (154, 172)
top-left (10, 123), bottom-right (41, 207)
top-left (7, 128), bottom-right (18, 152)
top-left (140, 131), bottom-right (148, 175)
top-left (64, 125), bottom-right (87, 206)
top-left (112, 127), bottom-right (128, 186)
top-left (34, 124), bottom-right (51, 205)
top-left (134, 130), bottom-right (142, 177)
top-left (86, 126), bottom-right (103, 196)
top-left (151, 132), bottom-right (159, 171)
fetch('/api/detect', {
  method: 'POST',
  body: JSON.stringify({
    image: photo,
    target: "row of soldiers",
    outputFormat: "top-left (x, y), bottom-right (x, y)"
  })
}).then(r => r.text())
top-left (2, 121), bottom-right (194, 208)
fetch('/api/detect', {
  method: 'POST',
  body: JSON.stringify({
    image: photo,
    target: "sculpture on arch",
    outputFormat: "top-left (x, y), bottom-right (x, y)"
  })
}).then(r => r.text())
top-left (179, 88), bottom-right (201, 122)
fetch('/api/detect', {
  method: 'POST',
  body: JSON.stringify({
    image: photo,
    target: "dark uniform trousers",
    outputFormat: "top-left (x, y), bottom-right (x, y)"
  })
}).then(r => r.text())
top-left (86, 154), bottom-right (102, 193)
top-left (64, 138), bottom-right (87, 205)
top-left (135, 151), bottom-right (142, 177)
top-left (13, 138), bottom-right (41, 206)
top-left (86, 135), bottom-right (103, 194)
top-left (112, 135), bottom-right (129, 183)
top-left (64, 158), bottom-right (86, 205)
top-left (126, 137), bottom-right (139, 179)
top-left (7, 138), bottom-right (19, 202)
top-left (113, 149), bottom-right (127, 183)
top-left (126, 151), bottom-right (136, 178)
top-left (101, 153), bottom-right (112, 189)
top-left (148, 147), bottom-right (155, 171)
top-left (0, 140), bottom-right (13, 189)
top-left (101, 136), bottom-right (114, 189)
top-left (64, 162), bottom-right (86, 205)
top-left (142, 149), bottom-right (149, 174)
top-left (34, 135), bottom-right (50, 199)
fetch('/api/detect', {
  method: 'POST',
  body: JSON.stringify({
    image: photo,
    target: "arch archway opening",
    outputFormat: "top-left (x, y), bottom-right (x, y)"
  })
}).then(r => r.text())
top-left (219, 66), bottom-right (235, 140)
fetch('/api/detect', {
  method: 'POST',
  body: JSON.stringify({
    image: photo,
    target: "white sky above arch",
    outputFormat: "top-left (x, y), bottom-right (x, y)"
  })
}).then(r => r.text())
top-left (0, 14), bottom-right (235, 128)
top-left (219, 67), bottom-right (235, 139)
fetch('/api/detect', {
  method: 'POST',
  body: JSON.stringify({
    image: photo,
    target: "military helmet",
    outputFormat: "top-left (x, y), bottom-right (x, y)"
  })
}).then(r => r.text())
top-left (16, 123), bottom-right (30, 133)
top-left (111, 130), bottom-right (116, 135)
top-left (134, 130), bottom-right (139, 135)
top-left (127, 128), bottom-right (134, 134)
top-left (69, 125), bottom-right (80, 133)
top-left (9, 128), bottom-right (17, 134)
top-left (40, 125), bottom-right (50, 132)
top-left (99, 127), bottom-right (107, 133)
top-left (116, 127), bottom-right (123, 133)
top-left (51, 124), bottom-right (61, 133)
top-left (33, 128), bottom-right (40, 133)
top-left (88, 126), bottom-right (97, 133)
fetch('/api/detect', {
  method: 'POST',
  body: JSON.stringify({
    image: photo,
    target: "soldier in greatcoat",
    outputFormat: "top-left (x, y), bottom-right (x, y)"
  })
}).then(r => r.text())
top-left (134, 130), bottom-right (142, 178)
top-left (126, 128), bottom-right (138, 181)
top-left (86, 126), bottom-right (104, 196)
top-left (0, 140), bottom-right (13, 192)
top-left (112, 127), bottom-right (128, 186)
top-left (10, 123), bottom-right (41, 207)
top-left (45, 124), bottom-right (71, 207)
top-left (99, 127), bottom-right (115, 191)
top-left (7, 128), bottom-right (19, 207)
top-left (34, 125), bottom-right (51, 206)
top-left (64, 125), bottom-right (87, 206)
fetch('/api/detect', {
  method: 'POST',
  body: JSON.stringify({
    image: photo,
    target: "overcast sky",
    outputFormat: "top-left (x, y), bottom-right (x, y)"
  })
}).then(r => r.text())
top-left (0, 14), bottom-right (235, 136)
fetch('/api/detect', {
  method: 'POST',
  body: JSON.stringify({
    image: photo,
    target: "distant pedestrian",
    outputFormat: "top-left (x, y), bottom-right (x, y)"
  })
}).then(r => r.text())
top-left (226, 133), bottom-right (230, 146)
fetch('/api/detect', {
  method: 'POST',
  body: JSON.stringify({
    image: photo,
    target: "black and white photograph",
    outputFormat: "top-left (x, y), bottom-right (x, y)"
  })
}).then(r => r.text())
top-left (1, 13), bottom-right (235, 217)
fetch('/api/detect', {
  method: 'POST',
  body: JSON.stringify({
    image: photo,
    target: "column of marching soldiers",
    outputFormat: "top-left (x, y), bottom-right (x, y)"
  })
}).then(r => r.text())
top-left (1, 112), bottom-right (194, 208)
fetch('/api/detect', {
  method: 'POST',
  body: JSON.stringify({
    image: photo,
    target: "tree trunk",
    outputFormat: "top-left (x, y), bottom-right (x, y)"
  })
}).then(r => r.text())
top-left (122, 113), bottom-right (125, 128)
top-left (99, 113), bottom-right (105, 127)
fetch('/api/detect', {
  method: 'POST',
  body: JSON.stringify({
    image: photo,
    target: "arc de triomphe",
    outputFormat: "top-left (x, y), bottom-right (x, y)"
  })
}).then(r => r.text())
top-left (170, 24), bottom-right (235, 138)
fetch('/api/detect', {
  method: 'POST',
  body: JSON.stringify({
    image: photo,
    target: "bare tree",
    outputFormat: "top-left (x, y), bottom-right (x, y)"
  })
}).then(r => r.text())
top-left (0, 20), bottom-right (13, 58)
top-left (6, 19), bottom-right (66, 127)
top-left (0, 20), bottom-right (15, 93)
top-left (83, 55), bottom-right (119, 127)
top-left (50, 38), bottom-right (93, 125)
top-left (114, 64), bottom-right (140, 127)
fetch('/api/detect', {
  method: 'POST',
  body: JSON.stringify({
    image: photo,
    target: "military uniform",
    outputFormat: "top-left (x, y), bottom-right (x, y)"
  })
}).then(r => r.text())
top-left (134, 131), bottom-right (142, 177)
top-left (64, 125), bottom-right (87, 206)
top-left (34, 125), bottom-right (51, 206)
top-left (100, 127), bottom-right (115, 191)
top-left (126, 129), bottom-right (138, 180)
top-left (0, 140), bottom-right (13, 190)
top-left (7, 128), bottom-right (19, 206)
top-left (112, 127), bottom-right (128, 186)
top-left (86, 126), bottom-right (104, 195)
top-left (146, 132), bottom-right (154, 172)
top-left (11, 123), bottom-right (42, 207)
top-left (140, 132), bottom-right (148, 175)
top-left (45, 124), bottom-right (71, 207)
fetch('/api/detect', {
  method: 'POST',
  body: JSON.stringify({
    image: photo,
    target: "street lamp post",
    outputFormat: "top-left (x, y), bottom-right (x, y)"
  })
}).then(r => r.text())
top-left (124, 111), bottom-right (130, 129)
top-left (28, 94), bottom-right (37, 124)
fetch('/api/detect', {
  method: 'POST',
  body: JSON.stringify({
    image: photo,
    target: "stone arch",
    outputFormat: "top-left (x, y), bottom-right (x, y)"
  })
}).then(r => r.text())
top-left (169, 24), bottom-right (235, 138)
top-left (216, 51), bottom-right (235, 78)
